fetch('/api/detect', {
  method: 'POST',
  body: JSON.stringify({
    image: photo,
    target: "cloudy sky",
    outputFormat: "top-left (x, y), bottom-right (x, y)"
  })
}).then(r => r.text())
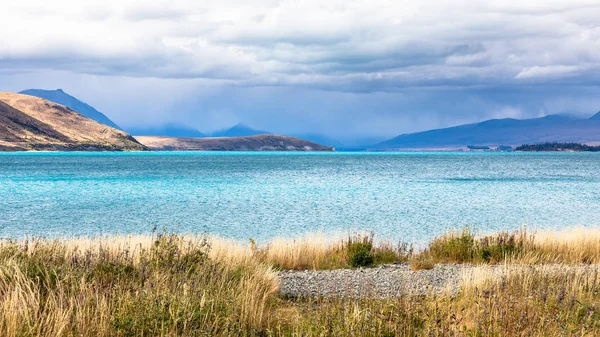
top-left (1, 0), bottom-right (600, 143)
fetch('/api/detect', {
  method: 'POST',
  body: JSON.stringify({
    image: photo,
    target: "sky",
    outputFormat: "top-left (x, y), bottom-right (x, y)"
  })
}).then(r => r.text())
top-left (1, 0), bottom-right (600, 143)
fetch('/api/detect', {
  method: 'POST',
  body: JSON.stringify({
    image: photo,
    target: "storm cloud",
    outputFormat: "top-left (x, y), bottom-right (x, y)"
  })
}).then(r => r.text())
top-left (1, 0), bottom-right (600, 141)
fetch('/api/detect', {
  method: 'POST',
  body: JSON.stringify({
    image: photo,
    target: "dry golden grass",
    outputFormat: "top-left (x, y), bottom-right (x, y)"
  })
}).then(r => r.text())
top-left (414, 226), bottom-right (600, 265)
top-left (256, 233), bottom-right (347, 270)
top-left (457, 264), bottom-right (600, 335)
top-left (519, 227), bottom-right (600, 264)
top-left (0, 227), bottom-right (599, 336)
top-left (0, 233), bottom-right (279, 336)
top-left (281, 264), bottom-right (600, 336)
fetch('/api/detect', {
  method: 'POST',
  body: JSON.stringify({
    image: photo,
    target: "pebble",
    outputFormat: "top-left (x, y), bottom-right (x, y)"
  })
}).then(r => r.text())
top-left (277, 264), bottom-right (598, 298)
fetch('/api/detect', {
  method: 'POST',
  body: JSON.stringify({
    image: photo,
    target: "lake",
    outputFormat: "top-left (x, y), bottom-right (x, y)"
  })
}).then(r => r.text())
top-left (0, 152), bottom-right (599, 243)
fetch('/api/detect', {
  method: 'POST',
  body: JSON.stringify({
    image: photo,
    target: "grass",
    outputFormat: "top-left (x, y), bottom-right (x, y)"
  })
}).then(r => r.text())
top-left (281, 266), bottom-right (600, 336)
top-left (253, 232), bottom-right (405, 270)
top-left (414, 226), bottom-right (600, 265)
top-left (0, 227), bottom-right (598, 336)
top-left (0, 233), bottom-right (279, 336)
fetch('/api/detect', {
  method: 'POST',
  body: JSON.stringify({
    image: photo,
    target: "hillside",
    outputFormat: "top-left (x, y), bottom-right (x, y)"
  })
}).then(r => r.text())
top-left (20, 89), bottom-right (122, 130)
top-left (375, 114), bottom-right (600, 150)
top-left (135, 135), bottom-right (334, 151)
top-left (0, 92), bottom-right (145, 151)
top-left (210, 123), bottom-right (270, 137)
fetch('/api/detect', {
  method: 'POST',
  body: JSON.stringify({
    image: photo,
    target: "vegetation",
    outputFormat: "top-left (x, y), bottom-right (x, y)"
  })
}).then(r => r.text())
top-left (0, 227), bottom-right (599, 336)
top-left (414, 227), bottom-right (528, 264)
top-left (251, 232), bottom-right (405, 270)
top-left (286, 267), bottom-right (600, 336)
top-left (467, 145), bottom-right (490, 150)
top-left (516, 142), bottom-right (600, 152)
top-left (255, 226), bottom-right (600, 269)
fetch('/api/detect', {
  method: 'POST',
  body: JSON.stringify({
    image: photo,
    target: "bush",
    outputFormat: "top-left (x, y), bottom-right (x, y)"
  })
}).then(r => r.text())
top-left (426, 228), bottom-right (475, 263)
top-left (417, 228), bottom-right (527, 264)
top-left (347, 234), bottom-right (374, 268)
top-left (373, 249), bottom-right (398, 265)
top-left (477, 231), bottom-right (525, 263)
top-left (349, 249), bottom-right (373, 267)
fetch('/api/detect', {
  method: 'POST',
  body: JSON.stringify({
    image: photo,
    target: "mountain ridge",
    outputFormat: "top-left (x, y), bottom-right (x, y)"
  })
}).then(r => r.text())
top-left (0, 92), bottom-right (145, 151)
top-left (19, 89), bottom-right (122, 130)
top-left (210, 123), bottom-right (270, 137)
top-left (136, 134), bottom-right (334, 151)
top-left (374, 114), bottom-right (600, 150)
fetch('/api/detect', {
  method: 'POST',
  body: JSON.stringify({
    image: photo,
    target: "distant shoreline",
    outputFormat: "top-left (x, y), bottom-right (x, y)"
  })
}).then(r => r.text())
top-left (516, 142), bottom-right (600, 152)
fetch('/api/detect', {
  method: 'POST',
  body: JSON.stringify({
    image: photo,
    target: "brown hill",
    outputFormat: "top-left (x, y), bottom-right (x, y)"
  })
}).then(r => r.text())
top-left (135, 135), bottom-right (335, 151)
top-left (0, 92), bottom-right (145, 151)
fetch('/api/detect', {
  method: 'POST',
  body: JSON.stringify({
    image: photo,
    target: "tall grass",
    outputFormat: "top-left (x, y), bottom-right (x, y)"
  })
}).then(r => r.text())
top-left (522, 227), bottom-right (600, 264)
top-left (413, 226), bottom-right (600, 265)
top-left (254, 232), bottom-right (406, 270)
top-left (274, 265), bottom-right (600, 336)
top-left (0, 227), bottom-right (599, 336)
top-left (0, 233), bottom-right (278, 336)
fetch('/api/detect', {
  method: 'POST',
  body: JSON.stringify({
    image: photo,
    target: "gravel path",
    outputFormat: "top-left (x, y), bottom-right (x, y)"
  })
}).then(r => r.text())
top-left (278, 263), bottom-right (598, 298)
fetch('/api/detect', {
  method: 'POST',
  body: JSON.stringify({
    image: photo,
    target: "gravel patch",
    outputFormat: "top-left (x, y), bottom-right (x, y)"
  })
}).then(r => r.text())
top-left (278, 264), bottom-right (598, 298)
top-left (278, 263), bottom-right (494, 298)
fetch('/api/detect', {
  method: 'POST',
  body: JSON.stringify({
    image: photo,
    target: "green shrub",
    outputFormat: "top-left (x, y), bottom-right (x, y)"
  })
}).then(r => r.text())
top-left (417, 228), bottom-right (527, 264)
top-left (373, 249), bottom-right (398, 265)
top-left (347, 234), bottom-right (374, 268)
top-left (349, 248), bottom-right (373, 267)
top-left (426, 228), bottom-right (475, 263)
top-left (477, 231), bottom-right (524, 263)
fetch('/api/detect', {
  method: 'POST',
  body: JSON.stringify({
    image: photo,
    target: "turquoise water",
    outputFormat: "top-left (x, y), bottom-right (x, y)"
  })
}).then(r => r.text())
top-left (0, 152), bottom-right (599, 243)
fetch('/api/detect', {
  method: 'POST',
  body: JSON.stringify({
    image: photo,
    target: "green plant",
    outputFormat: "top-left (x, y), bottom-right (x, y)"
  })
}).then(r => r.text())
top-left (347, 234), bottom-right (374, 268)
top-left (426, 227), bottom-right (476, 263)
top-left (477, 230), bottom-right (527, 263)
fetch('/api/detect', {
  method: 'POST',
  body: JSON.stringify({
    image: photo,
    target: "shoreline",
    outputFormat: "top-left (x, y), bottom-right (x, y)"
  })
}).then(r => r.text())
top-left (0, 227), bottom-right (598, 335)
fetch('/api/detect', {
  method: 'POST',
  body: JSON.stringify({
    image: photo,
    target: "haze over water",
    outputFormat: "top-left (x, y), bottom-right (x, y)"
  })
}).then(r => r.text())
top-left (1, 152), bottom-right (599, 243)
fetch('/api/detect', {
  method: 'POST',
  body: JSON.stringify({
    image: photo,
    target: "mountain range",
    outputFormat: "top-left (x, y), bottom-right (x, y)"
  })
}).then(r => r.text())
top-left (373, 113), bottom-right (600, 150)
top-left (12, 88), bottom-right (600, 150)
top-left (0, 91), bottom-right (333, 152)
top-left (136, 135), bottom-right (333, 151)
top-left (209, 123), bottom-right (269, 137)
top-left (15, 89), bottom-right (346, 147)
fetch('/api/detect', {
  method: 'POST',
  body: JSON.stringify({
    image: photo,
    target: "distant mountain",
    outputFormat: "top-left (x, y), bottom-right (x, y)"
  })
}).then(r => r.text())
top-left (136, 135), bottom-right (334, 151)
top-left (590, 111), bottom-right (600, 121)
top-left (291, 133), bottom-right (344, 147)
top-left (375, 114), bottom-right (600, 150)
top-left (210, 123), bottom-right (270, 137)
top-left (19, 89), bottom-right (122, 130)
top-left (346, 136), bottom-right (388, 147)
top-left (0, 92), bottom-right (145, 151)
top-left (127, 124), bottom-right (205, 138)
